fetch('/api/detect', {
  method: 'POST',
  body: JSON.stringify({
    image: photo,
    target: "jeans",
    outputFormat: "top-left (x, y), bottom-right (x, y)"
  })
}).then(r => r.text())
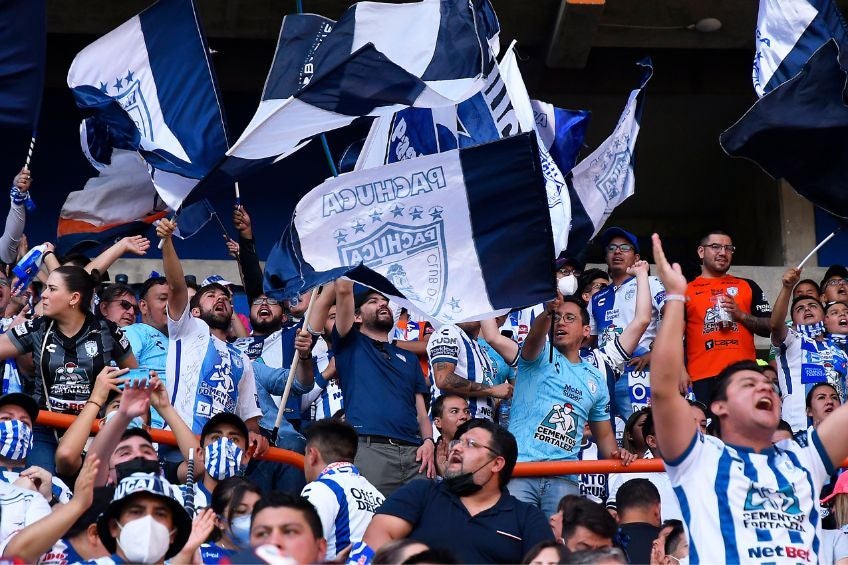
top-left (28, 425), bottom-right (59, 474)
top-left (507, 476), bottom-right (580, 518)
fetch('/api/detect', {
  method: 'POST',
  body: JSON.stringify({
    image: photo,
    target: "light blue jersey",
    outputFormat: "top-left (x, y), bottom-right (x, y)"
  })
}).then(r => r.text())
top-left (509, 342), bottom-right (609, 466)
top-left (124, 323), bottom-right (168, 429)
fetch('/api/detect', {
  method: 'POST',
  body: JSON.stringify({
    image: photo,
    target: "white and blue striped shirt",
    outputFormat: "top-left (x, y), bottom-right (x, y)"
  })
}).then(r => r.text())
top-left (427, 324), bottom-right (498, 420)
top-left (666, 429), bottom-right (831, 564)
top-left (301, 462), bottom-right (384, 560)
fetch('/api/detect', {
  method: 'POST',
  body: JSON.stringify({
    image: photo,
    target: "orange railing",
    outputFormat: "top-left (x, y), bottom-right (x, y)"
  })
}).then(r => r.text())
top-left (37, 410), bottom-right (666, 475)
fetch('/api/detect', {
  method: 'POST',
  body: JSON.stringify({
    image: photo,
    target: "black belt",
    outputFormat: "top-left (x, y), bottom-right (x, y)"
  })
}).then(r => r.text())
top-left (359, 435), bottom-right (419, 447)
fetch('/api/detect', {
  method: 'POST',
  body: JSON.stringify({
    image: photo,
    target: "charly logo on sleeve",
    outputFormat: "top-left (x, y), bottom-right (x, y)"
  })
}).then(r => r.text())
top-left (98, 70), bottom-right (153, 140)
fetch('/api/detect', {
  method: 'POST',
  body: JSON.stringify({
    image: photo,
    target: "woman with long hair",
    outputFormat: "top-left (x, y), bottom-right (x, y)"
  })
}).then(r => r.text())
top-left (0, 265), bottom-right (137, 471)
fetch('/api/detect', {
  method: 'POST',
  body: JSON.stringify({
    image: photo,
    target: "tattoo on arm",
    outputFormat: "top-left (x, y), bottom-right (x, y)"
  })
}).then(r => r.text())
top-left (434, 362), bottom-right (489, 394)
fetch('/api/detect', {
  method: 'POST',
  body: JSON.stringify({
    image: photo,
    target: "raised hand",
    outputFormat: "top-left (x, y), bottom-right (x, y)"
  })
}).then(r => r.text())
top-left (122, 235), bottom-right (151, 256)
top-left (13, 167), bottom-right (32, 193)
top-left (651, 234), bottom-right (687, 295)
top-left (155, 218), bottom-right (177, 240)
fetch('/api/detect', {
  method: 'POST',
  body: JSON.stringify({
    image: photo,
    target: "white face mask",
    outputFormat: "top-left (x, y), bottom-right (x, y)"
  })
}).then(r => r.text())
top-left (669, 556), bottom-right (689, 565)
top-left (117, 515), bottom-right (172, 563)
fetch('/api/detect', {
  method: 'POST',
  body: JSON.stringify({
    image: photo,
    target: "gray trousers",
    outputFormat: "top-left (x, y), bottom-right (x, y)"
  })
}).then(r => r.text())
top-left (355, 438), bottom-right (430, 497)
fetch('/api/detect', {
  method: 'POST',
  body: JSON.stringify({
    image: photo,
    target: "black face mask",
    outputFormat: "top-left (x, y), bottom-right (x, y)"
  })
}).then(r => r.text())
top-left (443, 458), bottom-right (496, 497)
top-left (114, 456), bottom-right (161, 482)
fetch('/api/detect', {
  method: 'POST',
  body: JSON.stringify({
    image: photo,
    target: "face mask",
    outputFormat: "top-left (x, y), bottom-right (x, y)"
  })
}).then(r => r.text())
top-left (796, 321), bottom-right (826, 339)
top-left (831, 334), bottom-right (847, 345)
top-left (228, 514), bottom-right (251, 548)
top-left (117, 515), bottom-right (172, 564)
top-left (104, 410), bottom-right (146, 430)
top-left (669, 556), bottom-right (689, 565)
top-left (0, 419), bottom-right (32, 460)
top-left (204, 437), bottom-right (244, 481)
top-left (442, 458), bottom-right (494, 497)
top-left (115, 457), bottom-right (161, 482)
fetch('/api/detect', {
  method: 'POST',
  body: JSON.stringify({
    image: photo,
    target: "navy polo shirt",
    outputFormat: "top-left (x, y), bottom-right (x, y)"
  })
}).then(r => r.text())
top-left (377, 480), bottom-right (553, 563)
top-left (332, 325), bottom-right (427, 444)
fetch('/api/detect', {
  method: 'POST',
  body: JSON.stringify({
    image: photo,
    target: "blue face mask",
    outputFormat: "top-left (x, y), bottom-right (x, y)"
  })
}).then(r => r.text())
top-left (229, 514), bottom-right (251, 548)
top-left (204, 437), bottom-right (244, 481)
top-left (797, 321), bottom-right (826, 339)
top-left (0, 419), bottom-right (31, 460)
top-left (103, 410), bottom-right (146, 430)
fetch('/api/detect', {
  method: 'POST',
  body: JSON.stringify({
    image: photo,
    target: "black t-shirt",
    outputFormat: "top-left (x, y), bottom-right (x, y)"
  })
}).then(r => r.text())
top-left (618, 522), bottom-right (661, 564)
top-left (8, 314), bottom-right (132, 413)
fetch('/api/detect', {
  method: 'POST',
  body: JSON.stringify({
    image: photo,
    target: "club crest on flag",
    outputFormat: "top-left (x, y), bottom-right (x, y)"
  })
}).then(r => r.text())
top-left (337, 219), bottom-right (448, 315)
top-left (101, 71), bottom-right (154, 140)
top-left (592, 135), bottom-right (632, 207)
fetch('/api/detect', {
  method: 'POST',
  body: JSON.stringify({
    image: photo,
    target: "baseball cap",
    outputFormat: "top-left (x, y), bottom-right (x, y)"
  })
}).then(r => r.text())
top-left (822, 471), bottom-right (848, 504)
top-left (202, 274), bottom-right (236, 288)
top-left (820, 265), bottom-right (848, 290)
top-left (555, 256), bottom-right (585, 273)
top-left (353, 283), bottom-right (387, 309)
top-left (599, 226), bottom-right (640, 254)
top-left (200, 412), bottom-right (249, 445)
top-left (97, 472), bottom-right (191, 558)
top-left (0, 393), bottom-right (39, 424)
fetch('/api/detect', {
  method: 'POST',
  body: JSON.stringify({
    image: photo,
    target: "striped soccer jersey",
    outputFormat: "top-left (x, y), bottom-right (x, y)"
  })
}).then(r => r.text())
top-left (301, 462), bottom-right (384, 560)
top-left (666, 429), bottom-right (831, 564)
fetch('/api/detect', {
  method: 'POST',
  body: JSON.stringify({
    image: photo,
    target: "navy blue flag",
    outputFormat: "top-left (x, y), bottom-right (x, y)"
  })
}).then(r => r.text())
top-left (531, 101), bottom-right (591, 174)
top-left (264, 133), bottom-right (555, 323)
top-left (67, 0), bottom-right (229, 210)
top-left (722, 40), bottom-right (848, 218)
top-left (753, 0), bottom-right (848, 97)
top-left (0, 0), bottom-right (46, 128)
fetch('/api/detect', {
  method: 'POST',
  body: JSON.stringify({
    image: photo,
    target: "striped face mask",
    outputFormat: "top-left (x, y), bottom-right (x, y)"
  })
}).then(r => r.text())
top-left (204, 437), bottom-right (244, 481)
top-left (796, 321), bottom-right (826, 339)
top-left (0, 420), bottom-right (32, 460)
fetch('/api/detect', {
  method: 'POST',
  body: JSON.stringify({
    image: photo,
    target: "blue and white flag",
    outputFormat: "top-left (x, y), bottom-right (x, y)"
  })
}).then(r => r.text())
top-left (66, 0), bottom-right (229, 210)
top-left (753, 0), bottom-right (848, 97)
top-left (563, 59), bottom-right (653, 256)
top-left (264, 133), bottom-right (555, 323)
top-left (0, 0), bottom-right (46, 128)
top-left (722, 40), bottom-right (848, 219)
top-left (531, 101), bottom-right (591, 175)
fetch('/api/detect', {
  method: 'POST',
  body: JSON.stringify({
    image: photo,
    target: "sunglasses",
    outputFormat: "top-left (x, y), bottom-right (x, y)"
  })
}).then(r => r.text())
top-left (251, 297), bottom-right (281, 306)
top-left (108, 299), bottom-right (140, 314)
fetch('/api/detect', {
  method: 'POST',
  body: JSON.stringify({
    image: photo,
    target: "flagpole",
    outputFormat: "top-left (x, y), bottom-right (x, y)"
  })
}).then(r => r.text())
top-left (23, 134), bottom-right (35, 170)
top-left (234, 182), bottom-right (241, 207)
top-left (797, 228), bottom-right (842, 269)
top-left (271, 286), bottom-right (321, 443)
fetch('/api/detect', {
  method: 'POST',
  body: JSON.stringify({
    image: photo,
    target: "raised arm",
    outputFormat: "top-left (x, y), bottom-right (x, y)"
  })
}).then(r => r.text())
top-left (0, 168), bottom-right (31, 265)
top-left (480, 318), bottom-right (519, 366)
top-left (770, 267), bottom-right (800, 346)
top-left (84, 235), bottom-right (150, 275)
top-left (156, 218), bottom-right (189, 319)
top-left (649, 234), bottom-right (698, 461)
top-left (233, 206), bottom-right (265, 304)
top-left (334, 279), bottom-right (355, 337)
top-left (521, 300), bottom-right (559, 362)
top-left (618, 260), bottom-right (652, 355)
top-left (308, 281), bottom-right (335, 336)
top-left (149, 373), bottom-right (200, 461)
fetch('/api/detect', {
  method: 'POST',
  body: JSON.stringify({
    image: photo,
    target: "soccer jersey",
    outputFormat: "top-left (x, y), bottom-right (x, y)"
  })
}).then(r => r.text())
top-left (685, 275), bottom-right (771, 380)
top-left (123, 323), bottom-right (168, 429)
top-left (0, 481), bottom-right (51, 555)
top-left (577, 437), bottom-right (607, 504)
top-left (666, 429), bottom-right (832, 564)
top-left (775, 329), bottom-right (848, 431)
top-left (40, 536), bottom-right (87, 565)
top-left (301, 337), bottom-right (343, 422)
top-left (500, 304), bottom-right (545, 344)
top-left (0, 469), bottom-right (72, 504)
top-left (427, 325), bottom-right (498, 420)
top-left (7, 314), bottom-right (132, 413)
top-left (301, 462), bottom-right (385, 560)
top-left (166, 304), bottom-right (261, 434)
top-left (589, 276), bottom-right (665, 418)
top-left (510, 343), bottom-right (609, 466)
top-left (606, 450), bottom-right (682, 522)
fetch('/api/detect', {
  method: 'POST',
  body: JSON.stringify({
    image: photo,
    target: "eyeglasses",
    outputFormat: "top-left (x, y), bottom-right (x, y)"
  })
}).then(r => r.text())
top-left (448, 437), bottom-right (500, 455)
top-left (590, 283), bottom-right (608, 292)
top-left (606, 243), bottom-right (635, 253)
top-left (251, 297), bottom-right (281, 306)
top-left (557, 266), bottom-right (575, 276)
top-left (552, 313), bottom-right (579, 324)
top-left (702, 243), bottom-right (736, 254)
top-left (825, 278), bottom-right (848, 287)
top-left (108, 300), bottom-right (139, 314)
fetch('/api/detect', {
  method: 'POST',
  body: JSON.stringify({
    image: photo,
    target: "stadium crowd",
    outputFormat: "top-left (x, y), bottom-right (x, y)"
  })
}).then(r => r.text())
top-left (0, 166), bottom-right (847, 565)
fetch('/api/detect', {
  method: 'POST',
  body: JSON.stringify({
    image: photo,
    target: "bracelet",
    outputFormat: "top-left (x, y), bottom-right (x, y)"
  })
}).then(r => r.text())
top-left (305, 322), bottom-right (322, 337)
top-left (86, 399), bottom-right (102, 410)
top-left (298, 353), bottom-right (311, 361)
top-left (665, 294), bottom-right (688, 303)
top-left (42, 250), bottom-right (54, 259)
top-left (423, 437), bottom-right (435, 445)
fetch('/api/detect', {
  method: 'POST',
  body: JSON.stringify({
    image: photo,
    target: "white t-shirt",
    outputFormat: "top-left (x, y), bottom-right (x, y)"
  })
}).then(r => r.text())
top-left (0, 481), bottom-right (51, 556)
top-left (427, 324), bottom-right (498, 420)
top-left (301, 463), bottom-right (385, 560)
top-left (666, 429), bottom-right (831, 564)
top-left (166, 303), bottom-right (262, 434)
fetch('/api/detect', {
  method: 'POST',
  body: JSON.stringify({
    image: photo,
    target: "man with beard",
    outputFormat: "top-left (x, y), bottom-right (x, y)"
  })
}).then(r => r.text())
top-left (309, 281), bottom-right (434, 496)
top-left (157, 219), bottom-right (276, 454)
top-left (362, 419), bottom-right (552, 563)
top-left (685, 230), bottom-right (772, 403)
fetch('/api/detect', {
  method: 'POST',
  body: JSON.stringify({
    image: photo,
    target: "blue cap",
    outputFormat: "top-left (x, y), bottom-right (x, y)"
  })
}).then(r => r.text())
top-left (599, 226), bottom-right (640, 254)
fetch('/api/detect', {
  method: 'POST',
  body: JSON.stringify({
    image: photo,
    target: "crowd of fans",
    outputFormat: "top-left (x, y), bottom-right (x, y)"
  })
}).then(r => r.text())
top-left (0, 165), bottom-right (847, 565)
